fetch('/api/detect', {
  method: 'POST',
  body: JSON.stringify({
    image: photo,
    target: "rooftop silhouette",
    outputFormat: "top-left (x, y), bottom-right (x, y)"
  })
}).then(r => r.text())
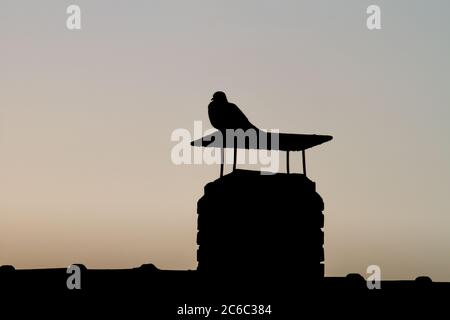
top-left (1, 92), bottom-right (446, 315)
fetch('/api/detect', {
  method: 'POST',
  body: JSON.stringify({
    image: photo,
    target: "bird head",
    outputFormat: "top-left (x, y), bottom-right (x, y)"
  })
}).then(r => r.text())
top-left (212, 91), bottom-right (228, 103)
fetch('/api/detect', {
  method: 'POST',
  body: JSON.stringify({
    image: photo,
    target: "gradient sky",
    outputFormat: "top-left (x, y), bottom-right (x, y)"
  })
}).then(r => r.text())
top-left (1, 0), bottom-right (450, 281)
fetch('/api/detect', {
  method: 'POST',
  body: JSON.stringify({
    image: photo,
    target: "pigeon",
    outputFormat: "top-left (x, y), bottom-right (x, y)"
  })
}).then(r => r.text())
top-left (208, 91), bottom-right (258, 131)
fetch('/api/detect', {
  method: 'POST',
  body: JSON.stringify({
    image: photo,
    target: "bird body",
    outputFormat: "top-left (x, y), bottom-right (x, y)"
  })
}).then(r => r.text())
top-left (208, 92), bottom-right (257, 131)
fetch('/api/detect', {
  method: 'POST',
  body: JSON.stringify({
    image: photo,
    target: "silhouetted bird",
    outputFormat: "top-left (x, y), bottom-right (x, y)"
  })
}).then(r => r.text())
top-left (208, 92), bottom-right (258, 131)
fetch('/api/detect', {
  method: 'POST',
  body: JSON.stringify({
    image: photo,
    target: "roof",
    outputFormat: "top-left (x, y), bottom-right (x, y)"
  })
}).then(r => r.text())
top-left (190, 130), bottom-right (333, 151)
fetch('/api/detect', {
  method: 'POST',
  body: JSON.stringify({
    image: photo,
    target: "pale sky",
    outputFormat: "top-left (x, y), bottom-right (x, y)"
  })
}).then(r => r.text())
top-left (1, 0), bottom-right (450, 281)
